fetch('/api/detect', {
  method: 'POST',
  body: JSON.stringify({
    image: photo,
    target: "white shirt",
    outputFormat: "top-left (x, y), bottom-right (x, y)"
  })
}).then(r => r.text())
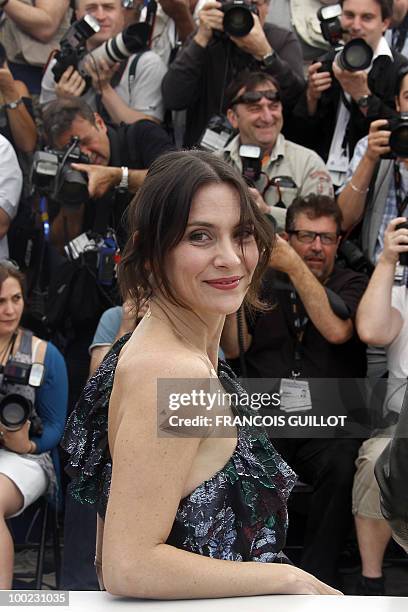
top-left (0, 135), bottom-right (23, 260)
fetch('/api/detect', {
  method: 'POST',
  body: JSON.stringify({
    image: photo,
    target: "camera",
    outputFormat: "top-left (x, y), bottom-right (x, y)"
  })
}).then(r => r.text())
top-left (52, 16), bottom-right (150, 89)
top-left (220, 0), bottom-right (257, 38)
top-left (200, 114), bottom-right (235, 151)
top-left (317, 4), bottom-right (373, 73)
top-left (239, 144), bottom-right (262, 183)
top-left (396, 221), bottom-right (408, 266)
top-left (388, 113), bottom-right (408, 158)
top-left (0, 360), bottom-right (44, 435)
top-left (64, 230), bottom-right (118, 286)
top-left (31, 138), bottom-right (90, 208)
top-left (52, 15), bottom-right (101, 85)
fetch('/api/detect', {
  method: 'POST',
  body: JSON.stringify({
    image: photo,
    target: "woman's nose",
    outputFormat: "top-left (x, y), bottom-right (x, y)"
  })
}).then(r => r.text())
top-left (214, 240), bottom-right (242, 268)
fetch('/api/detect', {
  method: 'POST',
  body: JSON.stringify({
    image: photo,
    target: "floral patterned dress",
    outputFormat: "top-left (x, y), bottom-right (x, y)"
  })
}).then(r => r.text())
top-left (62, 334), bottom-right (297, 563)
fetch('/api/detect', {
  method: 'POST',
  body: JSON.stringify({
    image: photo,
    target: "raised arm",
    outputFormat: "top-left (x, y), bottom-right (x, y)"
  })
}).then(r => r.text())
top-left (356, 217), bottom-right (406, 346)
top-left (271, 237), bottom-right (354, 344)
top-left (103, 355), bottom-right (338, 598)
top-left (337, 120), bottom-right (390, 231)
top-left (3, 0), bottom-right (70, 43)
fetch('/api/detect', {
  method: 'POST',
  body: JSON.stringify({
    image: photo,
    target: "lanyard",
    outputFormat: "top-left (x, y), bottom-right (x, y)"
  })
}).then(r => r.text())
top-left (393, 162), bottom-right (408, 217)
top-left (289, 289), bottom-right (308, 377)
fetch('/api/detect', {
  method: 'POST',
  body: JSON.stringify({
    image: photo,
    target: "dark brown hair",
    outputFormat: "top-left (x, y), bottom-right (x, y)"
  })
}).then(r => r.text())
top-left (0, 262), bottom-right (25, 296)
top-left (119, 150), bottom-right (275, 312)
top-left (42, 97), bottom-right (98, 147)
top-left (225, 71), bottom-right (281, 111)
top-left (285, 195), bottom-right (343, 234)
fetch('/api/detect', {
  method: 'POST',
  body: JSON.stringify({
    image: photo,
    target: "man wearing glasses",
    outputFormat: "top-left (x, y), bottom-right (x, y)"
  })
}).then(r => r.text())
top-left (162, 0), bottom-right (304, 146)
top-left (222, 194), bottom-right (368, 589)
top-left (220, 71), bottom-right (333, 229)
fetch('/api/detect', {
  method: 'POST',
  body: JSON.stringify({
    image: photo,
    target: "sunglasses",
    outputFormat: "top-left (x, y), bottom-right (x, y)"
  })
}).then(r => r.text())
top-left (231, 89), bottom-right (281, 106)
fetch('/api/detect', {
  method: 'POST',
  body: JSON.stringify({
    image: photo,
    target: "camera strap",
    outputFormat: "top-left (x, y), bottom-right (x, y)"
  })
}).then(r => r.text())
top-left (393, 162), bottom-right (408, 216)
top-left (289, 288), bottom-right (308, 378)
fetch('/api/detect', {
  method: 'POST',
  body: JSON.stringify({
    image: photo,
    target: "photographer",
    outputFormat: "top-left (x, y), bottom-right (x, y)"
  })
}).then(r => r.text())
top-left (353, 217), bottom-right (408, 594)
top-left (41, 97), bottom-right (173, 253)
top-left (0, 261), bottom-right (68, 590)
top-left (40, 0), bottom-right (167, 124)
top-left (293, 0), bottom-right (408, 188)
top-left (337, 66), bottom-right (408, 273)
top-left (219, 71), bottom-right (333, 228)
top-left (161, 0), bottom-right (305, 146)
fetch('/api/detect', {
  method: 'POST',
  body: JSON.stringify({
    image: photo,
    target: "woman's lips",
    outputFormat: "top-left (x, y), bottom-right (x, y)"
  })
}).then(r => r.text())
top-left (204, 277), bottom-right (242, 290)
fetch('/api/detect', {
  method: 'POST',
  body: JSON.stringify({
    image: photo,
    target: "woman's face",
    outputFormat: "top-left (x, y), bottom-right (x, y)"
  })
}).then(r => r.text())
top-left (0, 277), bottom-right (24, 336)
top-left (165, 183), bottom-right (259, 318)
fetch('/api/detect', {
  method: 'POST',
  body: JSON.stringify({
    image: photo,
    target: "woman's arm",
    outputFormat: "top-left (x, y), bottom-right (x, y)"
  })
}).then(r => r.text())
top-left (356, 218), bottom-right (406, 346)
top-left (102, 354), bottom-right (338, 599)
top-left (3, 0), bottom-right (70, 43)
top-left (31, 342), bottom-right (68, 453)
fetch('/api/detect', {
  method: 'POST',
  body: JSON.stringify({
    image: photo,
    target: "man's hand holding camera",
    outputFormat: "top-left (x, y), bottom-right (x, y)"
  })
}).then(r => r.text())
top-left (332, 62), bottom-right (371, 108)
top-left (364, 119), bottom-right (391, 163)
top-left (195, 1), bottom-right (224, 47)
top-left (379, 217), bottom-right (408, 266)
top-left (55, 65), bottom-right (87, 98)
top-left (269, 235), bottom-right (301, 276)
top-left (306, 62), bottom-right (332, 115)
top-left (83, 57), bottom-right (120, 95)
top-left (229, 13), bottom-right (271, 60)
top-left (0, 421), bottom-right (34, 455)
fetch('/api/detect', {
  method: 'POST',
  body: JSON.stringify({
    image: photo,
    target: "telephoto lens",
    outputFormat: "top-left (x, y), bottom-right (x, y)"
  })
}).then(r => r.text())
top-left (85, 22), bottom-right (149, 67)
top-left (335, 39), bottom-right (373, 72)
top-left (396, 221), bottom-right (408, 266)
top-left (0, 394), bottom-right (32, 432)
top-left (221, 0), bottom-right (256, 37)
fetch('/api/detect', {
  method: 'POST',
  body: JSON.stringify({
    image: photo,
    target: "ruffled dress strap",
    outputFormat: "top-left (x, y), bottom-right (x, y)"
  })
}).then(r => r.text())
top-left (61, 333), bottom-right (131, 518)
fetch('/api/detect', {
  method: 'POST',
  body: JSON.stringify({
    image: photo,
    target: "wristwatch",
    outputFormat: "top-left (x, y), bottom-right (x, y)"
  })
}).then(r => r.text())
top-left (117, 166), bottom-right (129, 192)
top-left (356, 95), bottom-right (371, 109)
top-left (261, 51), bottom-right (275, 68)
top-left (4, 98), bottom-right (23, 110)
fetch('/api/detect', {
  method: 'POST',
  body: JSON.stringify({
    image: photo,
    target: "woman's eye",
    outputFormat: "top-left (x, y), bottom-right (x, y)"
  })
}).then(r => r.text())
top-left (189, 231), bottom-right (211, 242)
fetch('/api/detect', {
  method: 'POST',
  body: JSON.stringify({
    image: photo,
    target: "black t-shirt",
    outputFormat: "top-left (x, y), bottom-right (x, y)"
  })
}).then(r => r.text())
top-left (242, 265), bottom-right (368, 379)
top-left (83, 120), bottom-right (174, 246)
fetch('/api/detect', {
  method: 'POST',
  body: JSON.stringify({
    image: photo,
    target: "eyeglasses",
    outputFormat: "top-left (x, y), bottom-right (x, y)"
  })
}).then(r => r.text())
top-left (231, 90), bottom-right (281, 107)
top-left (287, 230), bottom-right (339, 245)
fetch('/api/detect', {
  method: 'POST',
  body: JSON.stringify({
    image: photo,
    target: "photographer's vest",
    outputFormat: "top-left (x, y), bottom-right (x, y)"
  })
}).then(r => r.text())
top-left (361, 159), bottom-right (394, 265)
top-left (0, 0), bottom-right (72, 67)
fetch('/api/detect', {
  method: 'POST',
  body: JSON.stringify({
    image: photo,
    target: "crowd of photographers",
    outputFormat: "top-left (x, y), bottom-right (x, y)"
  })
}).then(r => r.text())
top-left (0, 0), bottom-right (408, 596)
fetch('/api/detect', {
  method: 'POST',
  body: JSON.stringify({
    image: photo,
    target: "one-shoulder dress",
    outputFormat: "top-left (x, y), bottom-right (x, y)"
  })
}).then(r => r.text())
top-left (62, 335), bottom-right (297, 563)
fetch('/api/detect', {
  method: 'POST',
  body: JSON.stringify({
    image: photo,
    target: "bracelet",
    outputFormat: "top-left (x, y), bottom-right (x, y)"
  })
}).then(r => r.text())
top-left (350, 181), bottom-right (369, 195)
top-left (3, 98), bottom-right (23, 110)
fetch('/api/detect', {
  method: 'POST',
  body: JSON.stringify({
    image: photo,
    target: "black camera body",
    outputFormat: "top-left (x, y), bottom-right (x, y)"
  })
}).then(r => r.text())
top-left (396, 221), bottom-right (408, 266)
top-left (52, 15), bottom-right (100, 87)
top-left (387, 113), bottom-right (408, 159)
top-left (317, 4), bottom-right (373, 73)
top-left (0, 359), bottom-right (44, 435)
top-left (31, 138), bottom-right (90, 208)
top-left (220, 0), bottom-right (257, 37)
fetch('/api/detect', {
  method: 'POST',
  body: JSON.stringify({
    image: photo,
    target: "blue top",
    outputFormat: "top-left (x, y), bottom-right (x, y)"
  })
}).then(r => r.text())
top-left (31, 342), bottom-right (68, 454)
top-left (89, 306), bottom-right (122, 354)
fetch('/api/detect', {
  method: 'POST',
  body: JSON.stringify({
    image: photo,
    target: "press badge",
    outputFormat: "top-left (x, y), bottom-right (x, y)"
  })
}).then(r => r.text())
top-left (279, 378), bottom-right (312, 412)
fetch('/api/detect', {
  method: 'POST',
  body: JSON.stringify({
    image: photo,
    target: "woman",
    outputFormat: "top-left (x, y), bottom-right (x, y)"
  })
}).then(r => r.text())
top-left (0, 261), bottom-right (68, 589)
top-left (63, 151), bottom-right (340, 598)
